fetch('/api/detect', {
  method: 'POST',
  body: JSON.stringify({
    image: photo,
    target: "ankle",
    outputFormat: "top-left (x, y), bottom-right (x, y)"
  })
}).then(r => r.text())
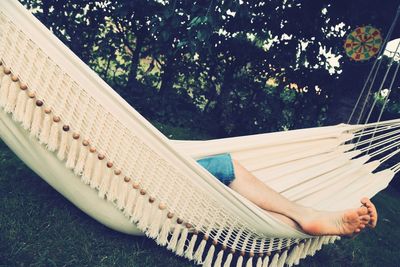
top-left (286, 206), bottom-right (317, 227)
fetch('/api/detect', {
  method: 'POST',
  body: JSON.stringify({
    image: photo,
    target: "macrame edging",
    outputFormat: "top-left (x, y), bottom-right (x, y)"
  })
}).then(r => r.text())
top-left (0, 61), bottom-right (341, 267)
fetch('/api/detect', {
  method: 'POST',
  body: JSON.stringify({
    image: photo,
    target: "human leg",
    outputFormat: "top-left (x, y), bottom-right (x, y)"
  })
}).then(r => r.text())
top-left (229, 158), bottom-right (373, 236)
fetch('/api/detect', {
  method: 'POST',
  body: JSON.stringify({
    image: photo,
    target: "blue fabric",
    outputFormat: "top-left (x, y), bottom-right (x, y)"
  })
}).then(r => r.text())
top-left (196, 153), bottom-right (236, 186)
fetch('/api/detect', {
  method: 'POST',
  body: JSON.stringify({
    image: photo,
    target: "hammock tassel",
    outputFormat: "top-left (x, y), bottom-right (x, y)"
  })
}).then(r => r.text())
top-left (0, 73), bottom-right (11, 108)
top-left (156, 212), bottom-right (173, 246)
top-left (301, 239), bottom-right (312, 259)
top-left (202, 243), bottom-right (215, 267)
top-left (261, 254), bottom-right (269, 267)
top-left (316, 237), bottom-right (325, 252)
top-left (107, 170), bottom-right (121, 202)
top-left (29, 101), bottom-right (43, 138)
top-left (292, 246), bottom-right (302, 266)
top-left (21, 95), bottom-right (35, 130)
top-left (116, 177), bottom-right (131, 210)
top-left (298, 241), bottom-right (306, 260)
top-left (256, 255), bottom-right (262, 267)
top-left (213, 249), bottom-right (224, 267)
top-left (65, 133), bottom-right (80, 169)
top-left (123, 183), bottom-right (138, 217)
top-left (56, 126), bottom-right (69, 160)
top-left (47, 118), bottom-right (60, 151)
top-left (98, 163), bottom-right (113, 199)
top-left (222, 252), bottom-right (233, 267)
top-left (286, 244), bottom-right (299, 267)
top-left (245, 255), bottom-right (253, 267)
top-left (137, 196), bottom-right (154, 230)
top-left (184, 232), bottom-right (197, 260)
top-left (4, 77), bottom-right (19, 113)
top-left (147, 203), bottom-right (165, 238)
top-left (74, 140), bottom-right (89, 175)
top-left (167, 223), bottom-right (182, 251)
top-left (236, 255), bottom-right (243, 267)
top-left (277, 250), bottom-right (288, 267)
top-left (38, 109), bottom-right (51, 144)
top-left (175, 224), bottom-right (189, 256)
top-left (269, 252), bottom-right (279, 267)
top-left (131, 189), bottom-right (146, 222)
top-left (309, 238), bottom-right (319, 256)
top-left (90, 154), bottom-right (105, 189)
top-left (13, 89), bottom-right (27, 122)
top-left (193, 237), bottom-right (207, 263)
top-left (82, 148), bottom-right (96, 184)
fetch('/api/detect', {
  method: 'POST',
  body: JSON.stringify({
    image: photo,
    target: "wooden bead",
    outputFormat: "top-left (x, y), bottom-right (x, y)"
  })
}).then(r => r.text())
top-left (203, 235), bottom-right (209, 241)
top-left (114, 169), bottom-right (121, 175)
top-left (158, 202), bottom-right (166, 210)
top-left (230, 249), bottom-right (235, 254)
top-left (97, 153), bottom-right (105, 160)
top-left (106, 161), bottom-right (113, 168)
top-left (266, 251), bottom-right (271, 256)
top-left (240, 251), bottom-right (245, 257)
top-left (72, 133), bottom-right (80, 139)
top-left (140, 189), bottom-right (146, 195)
top-left (212, 239), bottom-right (218, 246)
top-left (167, 212), bottom-right (174, 219)
top-left (258, 252), bottom-right (264, 257)
top-left (62, 125), bottom-right (70, 131)
top-left (132, 181), bottom-right (140, 189)
top-left (149, 196), bottom-right (155, 203)
top-left (11, 75), bottom-right (18, 82)
top-left (222, 245), bottom-right (227, 251)
top-left (89, 147), bottom-right (96, 153)
top-left (193, 229), bottom-right (199, 235)
top-left (35, 100), bottom-right (43, 107)
top-left (249, 251), bottom-right (255, 257)
top-left (3, 67), bottom-right (11, 74)
top-left (185, 223), bottom-right (192, 228)
top-left (28, 91), bottom-right (35, 98)
top-left (124, 176), bottom-right (131, 183)
top-left (53, 116), bottom-right (61, 123)
top-left (176, 218), bottom-right (183, 224)
top-left (44, 108), bottom-right (51, 114)
top-left (19, 83), bottom-right (28, 90)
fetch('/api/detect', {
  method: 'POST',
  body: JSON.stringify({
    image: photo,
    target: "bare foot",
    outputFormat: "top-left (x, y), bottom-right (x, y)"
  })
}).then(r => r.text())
top-left (361, 197), bottom-right (378, 228)
top-left (299, 206), bottom-right (370, 236)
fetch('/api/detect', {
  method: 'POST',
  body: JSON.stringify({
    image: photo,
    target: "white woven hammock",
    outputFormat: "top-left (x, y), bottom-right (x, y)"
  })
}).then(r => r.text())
top-left (0, 1), bottom-right (398, 266)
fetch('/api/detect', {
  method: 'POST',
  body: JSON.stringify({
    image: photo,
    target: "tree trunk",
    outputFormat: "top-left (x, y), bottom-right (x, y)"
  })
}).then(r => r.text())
top-left (158, 55), bottom-right (175, 104)
top-left (212, 62), bottom-right (236, 137)
top-left (126, 30), bottom-right (145, 94)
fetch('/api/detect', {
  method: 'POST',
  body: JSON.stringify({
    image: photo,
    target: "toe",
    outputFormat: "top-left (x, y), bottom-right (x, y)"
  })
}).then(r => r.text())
top-left (361, 197), bottom-right (371, 205)
top-left (357, 206), bottom-right (368, 216)
top-left (360, 214), bottom-right (370, 221)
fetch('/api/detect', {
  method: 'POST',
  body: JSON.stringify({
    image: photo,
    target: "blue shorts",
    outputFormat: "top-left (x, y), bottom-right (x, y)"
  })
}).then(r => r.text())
top-left (196, 153), bottom-right (236, 186)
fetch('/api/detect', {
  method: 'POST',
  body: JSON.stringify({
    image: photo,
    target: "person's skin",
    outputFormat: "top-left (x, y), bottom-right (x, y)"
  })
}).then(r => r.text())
top-left (229, 158), bottom-right (378, 236)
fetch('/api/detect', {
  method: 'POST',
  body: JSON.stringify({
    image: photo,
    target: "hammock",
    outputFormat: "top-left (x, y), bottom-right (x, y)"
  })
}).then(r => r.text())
top-left (0, 1), bottom-right (399, 266)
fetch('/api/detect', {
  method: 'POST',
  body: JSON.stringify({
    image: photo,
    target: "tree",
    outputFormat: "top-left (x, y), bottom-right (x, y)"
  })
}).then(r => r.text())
top-left (19, 0), bottom-right (400, 137)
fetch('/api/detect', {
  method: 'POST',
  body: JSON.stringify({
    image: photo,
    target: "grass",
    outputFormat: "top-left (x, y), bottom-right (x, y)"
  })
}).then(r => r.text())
top-left (1, 121), bottom-right (400, 267)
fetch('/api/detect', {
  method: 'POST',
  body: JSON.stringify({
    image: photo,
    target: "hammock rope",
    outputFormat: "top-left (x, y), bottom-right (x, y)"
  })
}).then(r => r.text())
top-left (348, 3), bottom-right (400, 124)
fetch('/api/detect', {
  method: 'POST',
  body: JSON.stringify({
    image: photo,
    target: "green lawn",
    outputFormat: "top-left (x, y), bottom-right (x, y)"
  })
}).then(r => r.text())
top-left (1, 122), bottom-right (400, 267)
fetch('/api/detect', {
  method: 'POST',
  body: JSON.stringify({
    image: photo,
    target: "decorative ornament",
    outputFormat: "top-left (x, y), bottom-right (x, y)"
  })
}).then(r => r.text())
top-left (344, 26), bottom-right (382, 61)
